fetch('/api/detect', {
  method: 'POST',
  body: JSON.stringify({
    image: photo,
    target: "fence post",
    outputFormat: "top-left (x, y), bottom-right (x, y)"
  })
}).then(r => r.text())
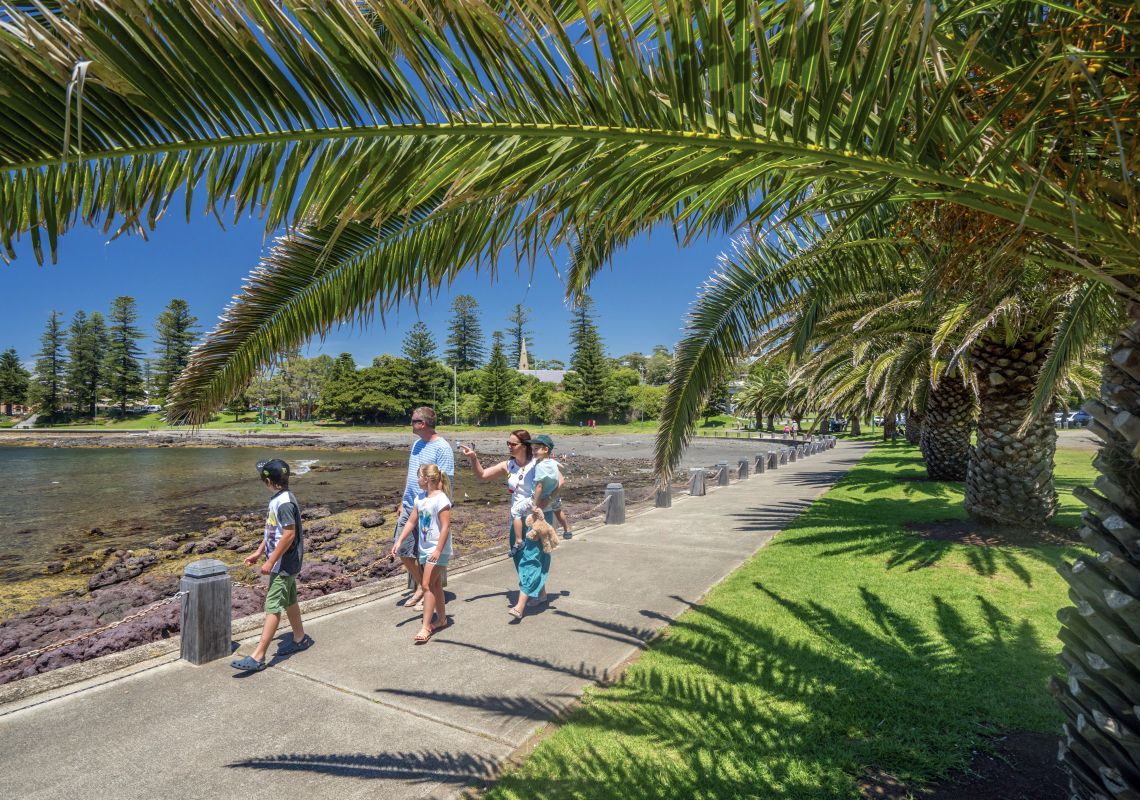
top-left (716, 462), bottom-right (730, 486)
top-left (180, 559), bottom-right (232, 666)
top-left (789, 446), bottom-right (798, 463)
top-left (755, 452), bottom-right (767, 474)
top-left (738, 458), bottom-right (750, 479)
top-left (780, 447), bottom-right (789, 465)
top-left (655, 482), bottom-right (672, 508)
top-left (689, 468), bottom-right (707, 496)
top-left (605, 483), bottom-right (626, 524)
top-left (769, 450), bottom-right (780, 469)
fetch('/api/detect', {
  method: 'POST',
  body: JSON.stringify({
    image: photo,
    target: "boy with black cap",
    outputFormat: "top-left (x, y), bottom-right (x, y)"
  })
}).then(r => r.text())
top-left (231, 458), bottom-right (313, 672)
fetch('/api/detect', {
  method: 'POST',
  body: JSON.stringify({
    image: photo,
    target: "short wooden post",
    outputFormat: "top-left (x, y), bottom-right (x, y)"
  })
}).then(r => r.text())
top-left (180, 559), bottom-right (232, 666)
top-left (769, 450), bottom-right (780, 469)
top-left (689, 468), bottom-right (707, 496)
top-left (716, 462), bottom-right (730, 486)
top-left (655, 483), bottom-right (672, 508)
top-left (780, 447), bottom-right (789, 465)
top-left (789, 447), bottom-right (798, 463)
top-left (738, 458), bottom-right (750, 479)
top-left (605, 483), bottom-right (626, 524)
top-left (755, 452), bottom-right (767, 474)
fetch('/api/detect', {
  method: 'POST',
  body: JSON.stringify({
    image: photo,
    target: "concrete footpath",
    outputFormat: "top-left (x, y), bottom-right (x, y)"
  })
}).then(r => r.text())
top-left (0, 439), bottom-right (872, 800)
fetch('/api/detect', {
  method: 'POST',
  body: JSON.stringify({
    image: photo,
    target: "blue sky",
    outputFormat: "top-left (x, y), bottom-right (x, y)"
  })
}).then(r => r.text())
top-left (1, 212), bottom-right (736, 369)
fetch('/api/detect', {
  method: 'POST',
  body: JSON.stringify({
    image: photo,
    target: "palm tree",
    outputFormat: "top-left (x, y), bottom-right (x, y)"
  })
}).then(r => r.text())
top-left (0, 3), bottom-right (1135, 797)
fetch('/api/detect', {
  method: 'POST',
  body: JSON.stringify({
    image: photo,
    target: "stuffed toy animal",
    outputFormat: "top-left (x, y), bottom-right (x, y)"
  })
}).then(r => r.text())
top-left (525, 511), bottom-right (560, 554)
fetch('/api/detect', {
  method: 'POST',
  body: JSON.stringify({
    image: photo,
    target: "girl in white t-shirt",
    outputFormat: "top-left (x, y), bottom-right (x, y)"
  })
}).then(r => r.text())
top-left (392, 463), bottom-right (452, 644)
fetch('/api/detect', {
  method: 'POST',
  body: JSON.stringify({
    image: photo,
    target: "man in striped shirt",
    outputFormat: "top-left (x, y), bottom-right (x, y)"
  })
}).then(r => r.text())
top-left (394, 406), bottom-right (454, 610)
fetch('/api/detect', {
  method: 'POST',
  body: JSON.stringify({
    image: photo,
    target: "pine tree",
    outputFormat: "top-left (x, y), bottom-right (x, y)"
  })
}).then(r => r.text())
top-left (66, 310), bottom-right (107, 418)
top-left (479, 331), bottom-right (517, 425)
top-left (0, 348), bottom-right (30, 410)
top-left (444, 294), bottom-right (485, 372)
top-left (566, 296), bottom-right (610, 419)
top-left (152, 298), bottom-right (198, 401)
top-left (506, 303), bottom-right (534, 368)
top-left (30, 310), bottom-right (66, 418)
top-left (402, 320), bottom-right (445, 407)
top-left (103, 296), bottom-right (146, 413)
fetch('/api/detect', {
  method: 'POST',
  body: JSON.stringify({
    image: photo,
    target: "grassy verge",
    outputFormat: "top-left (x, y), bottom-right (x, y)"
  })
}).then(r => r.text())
top-left (485, 442), bottom-right (1092, 799)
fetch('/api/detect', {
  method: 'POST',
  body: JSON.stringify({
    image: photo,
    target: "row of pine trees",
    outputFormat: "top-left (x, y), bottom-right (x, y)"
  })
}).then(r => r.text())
top-left (0, 298), bottom-right (197, 418)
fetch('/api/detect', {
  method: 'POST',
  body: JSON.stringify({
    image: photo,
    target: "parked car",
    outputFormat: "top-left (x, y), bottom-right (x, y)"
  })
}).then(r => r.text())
top-left (142, 404), bottom-right (163, 413)
top-left (828, 418), bottom-right (847, 432)
top-left (1067, 410), bottom-right (1092, 427)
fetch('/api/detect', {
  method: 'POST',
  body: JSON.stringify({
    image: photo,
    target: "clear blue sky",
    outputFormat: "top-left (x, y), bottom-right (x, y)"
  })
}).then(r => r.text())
top-left (1, 210), bottom-right (735, 369)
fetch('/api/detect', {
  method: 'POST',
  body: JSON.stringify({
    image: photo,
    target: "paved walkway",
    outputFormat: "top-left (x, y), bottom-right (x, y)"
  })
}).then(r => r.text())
top-left (0, 439), bottom-right (872, 800)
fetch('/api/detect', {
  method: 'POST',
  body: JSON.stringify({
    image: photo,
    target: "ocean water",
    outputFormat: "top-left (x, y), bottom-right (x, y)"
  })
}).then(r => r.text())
top-left (0, 446), bottom-right (490, 581)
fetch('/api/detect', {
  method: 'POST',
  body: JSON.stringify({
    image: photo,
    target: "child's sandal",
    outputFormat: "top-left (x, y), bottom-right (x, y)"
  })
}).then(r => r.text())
top-left (413, 627), bottom-right (433, 644)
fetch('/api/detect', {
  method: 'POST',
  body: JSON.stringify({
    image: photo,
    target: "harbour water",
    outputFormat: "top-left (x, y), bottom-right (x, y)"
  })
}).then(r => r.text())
top-left (0, 446), bottom-right (492, 582)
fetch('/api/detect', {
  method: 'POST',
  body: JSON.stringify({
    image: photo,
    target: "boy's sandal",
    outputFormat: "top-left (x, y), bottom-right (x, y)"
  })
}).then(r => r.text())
top-left (230, 655), bottom-right (266, 672)
top-left (276, 634), bottom-right (314, 656)
top-left (413, 627), bottom-right (433, 644)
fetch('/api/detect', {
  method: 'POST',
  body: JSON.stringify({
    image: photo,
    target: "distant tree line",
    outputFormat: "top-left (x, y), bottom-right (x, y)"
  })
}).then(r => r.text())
top-left (313, 293), bottom-right (676, 426)
top-left (2, 292), bottom-right (677, 427)
top-left (0, 297), bottom-right (198, 419)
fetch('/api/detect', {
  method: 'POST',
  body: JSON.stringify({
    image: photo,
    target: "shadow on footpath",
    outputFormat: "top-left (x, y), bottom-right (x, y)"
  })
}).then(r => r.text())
top-left (227, 750), bottom-right (499, 782)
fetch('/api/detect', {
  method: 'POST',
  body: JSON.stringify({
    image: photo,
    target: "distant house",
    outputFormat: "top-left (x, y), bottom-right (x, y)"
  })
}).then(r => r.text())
top-left (518, 369), bottom-right (566, 385)
top-left (0, 402), bottom-right (28, 416)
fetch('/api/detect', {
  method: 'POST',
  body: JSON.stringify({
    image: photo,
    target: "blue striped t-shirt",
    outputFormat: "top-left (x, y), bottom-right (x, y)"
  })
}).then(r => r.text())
top-left (401, 437), bottom-right (455, 509)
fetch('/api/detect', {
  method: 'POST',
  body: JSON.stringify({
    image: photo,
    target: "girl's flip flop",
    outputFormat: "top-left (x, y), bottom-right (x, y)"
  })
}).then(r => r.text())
top-left (414, 627), bottom-right (433, 644)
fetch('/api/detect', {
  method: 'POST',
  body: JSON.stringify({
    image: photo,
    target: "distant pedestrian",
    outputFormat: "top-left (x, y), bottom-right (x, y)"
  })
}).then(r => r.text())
top-left (783, 423), bottom-right (790, 437)
top-left (394, 407), bottom-right (454, 612)
top-left (391, 463), bottom-right (452, 643)
top-left (231, 459), bottom-right (313, 672)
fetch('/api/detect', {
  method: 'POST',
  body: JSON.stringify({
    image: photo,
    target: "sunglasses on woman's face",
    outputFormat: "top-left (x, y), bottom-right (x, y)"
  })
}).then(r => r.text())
top-left (507, 440), bottom-right (521, 447)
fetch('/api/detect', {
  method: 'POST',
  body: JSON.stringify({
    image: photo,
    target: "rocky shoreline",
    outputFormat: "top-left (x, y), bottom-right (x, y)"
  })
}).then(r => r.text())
top-left (0, 447), bottom-right (676, 685)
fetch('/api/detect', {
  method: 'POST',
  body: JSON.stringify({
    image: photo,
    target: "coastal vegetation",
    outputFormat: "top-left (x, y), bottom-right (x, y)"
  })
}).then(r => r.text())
top-left (0, 2), bottom-right (1135, 796)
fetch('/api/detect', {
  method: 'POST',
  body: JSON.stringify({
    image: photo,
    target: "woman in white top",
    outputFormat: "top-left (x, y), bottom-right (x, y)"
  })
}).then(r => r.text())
top-left (458, 429), bottom-right (549, 617)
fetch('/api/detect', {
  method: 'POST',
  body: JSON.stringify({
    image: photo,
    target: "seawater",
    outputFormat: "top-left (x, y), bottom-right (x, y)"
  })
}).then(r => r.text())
top-left (0, 446), bottom-right (488, 581)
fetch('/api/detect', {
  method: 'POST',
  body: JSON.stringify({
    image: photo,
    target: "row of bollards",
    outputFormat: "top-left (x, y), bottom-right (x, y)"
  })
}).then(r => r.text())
top-left (179, 435), bottom-right (838, 665)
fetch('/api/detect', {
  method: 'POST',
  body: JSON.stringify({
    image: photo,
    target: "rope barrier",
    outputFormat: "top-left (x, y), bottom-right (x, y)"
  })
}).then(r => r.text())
top-left (0, 590), bottom-right (189, 670)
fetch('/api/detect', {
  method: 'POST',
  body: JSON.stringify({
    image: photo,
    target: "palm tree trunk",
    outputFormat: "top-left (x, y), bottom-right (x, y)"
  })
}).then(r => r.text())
top-left (964, 334), bottom-right (1057, 526)
top-left (905, 408), bottom-right (923, 446)
top-left (851, 416), bottom-right (861, 435)
top-left (1054, 305), bottom-right (1140, 800)
top-left (920, 376), bottom-right (975, 481)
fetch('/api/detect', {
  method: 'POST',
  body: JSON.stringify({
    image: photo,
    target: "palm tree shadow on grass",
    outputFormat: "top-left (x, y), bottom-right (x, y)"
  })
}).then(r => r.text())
top-left (475, 587), bottom-right (1059, 799)
top-left (740, 492), bottom-right (1080, 586)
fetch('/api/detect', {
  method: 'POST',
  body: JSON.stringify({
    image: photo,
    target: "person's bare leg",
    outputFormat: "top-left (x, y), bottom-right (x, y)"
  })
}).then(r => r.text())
top-left (556, 509), bottom-right (571, 535)
top-left (401, 556), bottom-right (424, 600)
top-left (418, 563), bottom-right (437, 639)
top-left (251, 612), bottom-right (281, 662)
top-left (432, 569), bottom-right (446, 628)
top-left (284, 602), bottom-right (305, 642)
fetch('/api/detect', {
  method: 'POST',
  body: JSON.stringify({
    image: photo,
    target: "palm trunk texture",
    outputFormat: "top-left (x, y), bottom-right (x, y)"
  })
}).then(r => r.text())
top-left (905, 410), bottom-right (923, 446)
top-left (1054, 306), bottom-right (1140, 800)
top-left (965, 335), bottom-right (1057, 526)
top-left (851, 417), bottom-right (862, 436)
top-left (920, 378), bottom-right (974, 481)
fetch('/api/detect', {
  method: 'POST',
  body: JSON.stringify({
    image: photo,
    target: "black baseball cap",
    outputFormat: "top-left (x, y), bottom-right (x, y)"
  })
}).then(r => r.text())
top-left (533, 434), bottom-right (554, 450)
top-left (256, 458), bottom-right (290, 483)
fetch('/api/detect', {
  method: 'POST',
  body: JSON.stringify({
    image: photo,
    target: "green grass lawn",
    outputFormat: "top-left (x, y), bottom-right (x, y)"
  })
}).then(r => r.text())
top-left (485, 442), bottom-right (1093, 799)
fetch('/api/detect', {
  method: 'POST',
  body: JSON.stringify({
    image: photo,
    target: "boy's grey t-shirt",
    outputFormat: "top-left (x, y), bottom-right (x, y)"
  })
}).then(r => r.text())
top-left (263, 490), bottom-right (303, 576)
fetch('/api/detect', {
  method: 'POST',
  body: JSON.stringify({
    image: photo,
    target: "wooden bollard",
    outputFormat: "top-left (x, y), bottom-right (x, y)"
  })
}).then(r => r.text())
top-left (780, 448), bottom-right (789, 465)
top-left (689, 468), bottom-right (707, 496)
top-left (789, 447), bottom-right (798, 463)
top-left (655, 483), bottom-right (672, 508)
top-left (755, 452), bottom-right (767, 474)
top-left (769, 450), bottom-right (780, 469)
top-left (605, 483), bottom-right (626, 524)
top-left (716, 462), bottom-right (730, 486)
top-left (180, 559), bottom-right (232, 666)
top-left (738, 458), bottom-right (750, 479)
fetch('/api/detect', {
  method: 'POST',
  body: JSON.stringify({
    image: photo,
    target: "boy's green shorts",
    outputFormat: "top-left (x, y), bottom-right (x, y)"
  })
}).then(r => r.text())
top-left (265, 573), bottom-right (297, 613)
